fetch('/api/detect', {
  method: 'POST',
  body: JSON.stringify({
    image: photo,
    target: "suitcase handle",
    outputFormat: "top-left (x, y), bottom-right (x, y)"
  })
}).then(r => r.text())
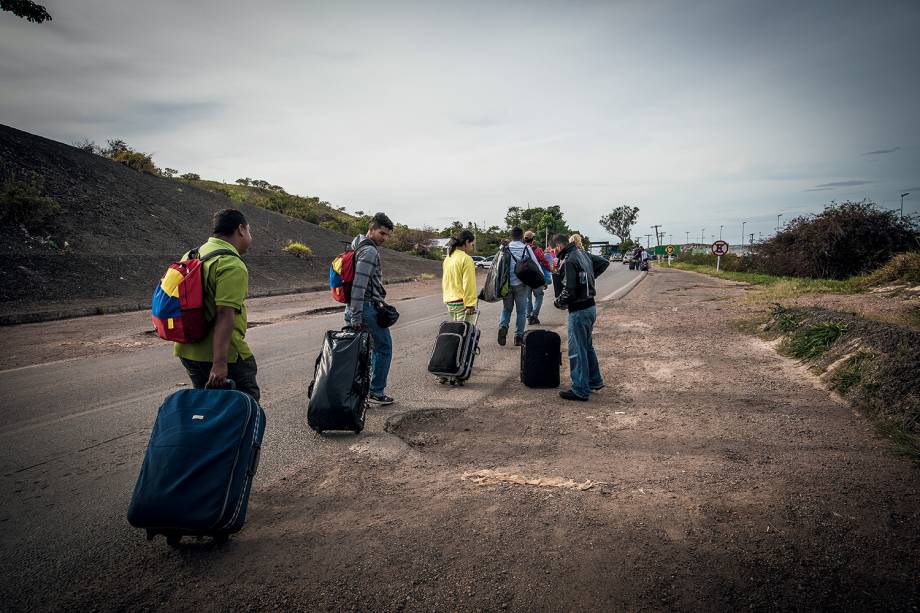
top-left (205, 378), bottom-right (236, 390)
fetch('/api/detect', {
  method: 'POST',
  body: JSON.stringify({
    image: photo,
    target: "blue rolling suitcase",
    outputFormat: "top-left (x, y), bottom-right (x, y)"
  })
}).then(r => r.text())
top-left (127, 384), bottom-right (266, 547)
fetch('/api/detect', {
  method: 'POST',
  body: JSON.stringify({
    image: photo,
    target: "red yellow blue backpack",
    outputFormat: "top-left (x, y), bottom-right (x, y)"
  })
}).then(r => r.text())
top-left (151, 248), bottom-right (238, 343)
top-left (329, 249), bottom-right (357, 303)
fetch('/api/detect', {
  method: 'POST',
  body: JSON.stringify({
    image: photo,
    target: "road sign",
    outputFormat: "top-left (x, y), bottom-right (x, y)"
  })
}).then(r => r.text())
top-left (665, 245), bottom-right (674, 255)
top-left (711, 240), bottom-right (729, 256)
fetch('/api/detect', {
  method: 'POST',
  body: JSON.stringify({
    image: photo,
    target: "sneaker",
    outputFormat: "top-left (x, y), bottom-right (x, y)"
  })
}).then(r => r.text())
top-left (368, 393), bottom-right (394, 406)
top-left (530, 316), bottom-right (540, 325)
top-left (514, 336), bottom-right (524, 347)
top-left (590, 383), bottom-right (606, 392)
top-left (497, 325), bottom-right (508, 346)
top-left (559, 389), bottom-right (589, 402)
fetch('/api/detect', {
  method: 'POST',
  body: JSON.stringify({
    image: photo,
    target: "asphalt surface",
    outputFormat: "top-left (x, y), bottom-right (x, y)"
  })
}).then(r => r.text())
top-left (0, 264), bottom-right (639, 608)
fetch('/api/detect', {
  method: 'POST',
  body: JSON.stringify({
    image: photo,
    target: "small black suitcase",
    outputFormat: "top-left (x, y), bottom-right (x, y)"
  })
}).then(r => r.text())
top-left (307, 328), bottom-right (371, 433)
top-left (428, 319), bottom-right (481, 385)
top-left (520, 329), bottom-right (561, 388)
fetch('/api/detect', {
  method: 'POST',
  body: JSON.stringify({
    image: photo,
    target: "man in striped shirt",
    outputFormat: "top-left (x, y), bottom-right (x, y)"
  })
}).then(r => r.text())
top-left (345, 212), bottom-right (395, 405)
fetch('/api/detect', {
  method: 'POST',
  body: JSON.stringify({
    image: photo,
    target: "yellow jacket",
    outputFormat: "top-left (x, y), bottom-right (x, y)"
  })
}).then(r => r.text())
top-left (442, 249), bottom-right (478, 307)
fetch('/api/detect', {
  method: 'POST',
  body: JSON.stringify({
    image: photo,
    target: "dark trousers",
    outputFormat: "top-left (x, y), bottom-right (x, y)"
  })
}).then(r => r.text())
top-left (180, 355), bottom-right (261, 401)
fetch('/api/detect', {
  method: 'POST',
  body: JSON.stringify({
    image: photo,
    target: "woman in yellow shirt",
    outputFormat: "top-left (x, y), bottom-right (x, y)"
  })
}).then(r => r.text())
top-left (442, 230), bottom-right (478, 322)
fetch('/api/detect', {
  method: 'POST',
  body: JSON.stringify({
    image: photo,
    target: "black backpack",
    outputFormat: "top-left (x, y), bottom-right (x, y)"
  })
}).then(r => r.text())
top-left (511, 247), bottom-right (546, 289)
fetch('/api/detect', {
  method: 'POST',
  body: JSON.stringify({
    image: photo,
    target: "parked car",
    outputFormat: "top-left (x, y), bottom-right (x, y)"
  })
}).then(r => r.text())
top-left (609, 253), bottom-right (623, 262)
top-left (475, 255), bottom-right (494, 269)
top-left (471, 255), bottom-right (485, 264)
top-left (622, 253), bottom-right (634, 265)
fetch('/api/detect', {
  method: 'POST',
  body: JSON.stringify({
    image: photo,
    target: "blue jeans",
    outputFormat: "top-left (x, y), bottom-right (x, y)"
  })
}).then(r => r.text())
top-left (499, 283), bottom-right (529, 338)
top-left (567, 305), bottom-right (602, 398)
top-left (527, 285), bottom-right (544, 319)
top-left (344, 302), bottom-right (392, 395)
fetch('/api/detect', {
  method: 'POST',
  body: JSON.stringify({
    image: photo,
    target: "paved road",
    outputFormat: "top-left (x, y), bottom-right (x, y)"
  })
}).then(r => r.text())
top-left (0, 264), bottom-right (640, 608)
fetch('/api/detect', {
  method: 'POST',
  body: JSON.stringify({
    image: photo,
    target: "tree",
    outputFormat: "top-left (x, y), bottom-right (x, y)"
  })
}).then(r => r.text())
top-left (235, 178), bottom-right (250, 186)
top-left (1, 0), bottom-right (52, 23)
top-left (599, 205), bottom-right (640, 244)
top-left (180, 173), bottom-right (200, 180)
top-left (162, 168), bottom-right (178, 178)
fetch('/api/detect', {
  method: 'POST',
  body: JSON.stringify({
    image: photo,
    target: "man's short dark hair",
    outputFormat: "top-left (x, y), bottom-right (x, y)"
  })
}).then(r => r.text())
top-left (552, 233), bottom-right (569, 247)
top-left (369, 212), bottom-right (394, 231)
top-left (213, 209), bottom-right (248, 236)
top-left (510, 226), bottom-right (524, 241)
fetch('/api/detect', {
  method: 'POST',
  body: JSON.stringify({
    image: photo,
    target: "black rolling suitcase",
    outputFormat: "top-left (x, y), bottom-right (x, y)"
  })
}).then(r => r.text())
top-left (307, 328), bottom-right (371, 433)
top-left (520, 329), bottom-right (561, 388)
top-left (127, 384), bottom-right (266, 547)
top-left (428, 317), bottom-right (481, 385)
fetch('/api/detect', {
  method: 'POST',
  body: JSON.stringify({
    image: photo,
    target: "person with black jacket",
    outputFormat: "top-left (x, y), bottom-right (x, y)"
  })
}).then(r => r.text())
top-left (551, 233), bottom-right (604, 401)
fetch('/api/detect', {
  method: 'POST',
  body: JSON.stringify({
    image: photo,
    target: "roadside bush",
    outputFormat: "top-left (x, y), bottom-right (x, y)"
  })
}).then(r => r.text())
top-left (110, 149), bottom-right (159, 175)
top-left (0, 177), bottom-right (60, 230)
top-left (785, 321), bottom-right (848, 359)
top-left (754, 200), bottom-right (919, 279)
top-left (282, 241), bottom-right (313, 257)
top-left (860, 251), bottom-right (920, 287)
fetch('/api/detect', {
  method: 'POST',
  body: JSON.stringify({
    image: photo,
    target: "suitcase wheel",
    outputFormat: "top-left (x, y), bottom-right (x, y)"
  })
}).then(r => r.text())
top-left (166, 534), bottom-right (182, 548)
top-left (212, 533), bottom-right (229, 546)
top-left (438, 377), bottom-right (449, 385)
top-left (145, 530), bottom-right (155, 541)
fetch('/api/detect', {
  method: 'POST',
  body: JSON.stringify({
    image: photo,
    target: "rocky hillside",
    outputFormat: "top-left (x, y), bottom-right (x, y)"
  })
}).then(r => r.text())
top-left (0, 124), bottom-right (439, 319)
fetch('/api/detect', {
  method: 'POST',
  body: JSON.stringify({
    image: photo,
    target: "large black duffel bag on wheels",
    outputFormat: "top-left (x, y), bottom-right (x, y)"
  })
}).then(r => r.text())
top-left (520, 329), bottom-right (561, 388)
top-left (307, 328), bottom-right (371, 433)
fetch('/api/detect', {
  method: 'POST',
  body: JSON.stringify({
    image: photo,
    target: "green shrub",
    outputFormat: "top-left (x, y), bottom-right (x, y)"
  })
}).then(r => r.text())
top-left (754, 200), bottom-right (919, 279)
top-left (110, 149), bottom-right (159, 174)
top-left (282, 241), bottom-right (313, 257)
top-left (0, 178), bottom-right (60, 230)
top-left (785, 321), bottom-right (848, 359)
top-left (770, 304), bottom-right (803, 333)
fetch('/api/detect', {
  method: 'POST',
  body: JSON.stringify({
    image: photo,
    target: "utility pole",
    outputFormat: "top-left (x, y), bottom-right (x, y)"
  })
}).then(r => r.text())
top-left (749, 233), bottom-right (755, 246)
top-left (719, 225), bottom-right (724, 240)
top-left (651, 225), bottom-right (663, 247)
top-left (645, 234), bottom-right (652, 248)
top-left (776, 213), bottom-right (783, 233)
top-left (701, 227), bottom-right (705, 244)
top-left (741, 221), bottom-right (746, 249)
top-left (685, 231), bottom-right (689, 245)
top-left (902, 192), bottom-right (911, 219)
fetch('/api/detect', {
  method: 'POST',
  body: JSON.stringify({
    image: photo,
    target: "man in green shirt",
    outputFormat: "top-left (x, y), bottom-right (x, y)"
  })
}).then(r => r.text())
top-left (175, 209), bottom-right (260, 400)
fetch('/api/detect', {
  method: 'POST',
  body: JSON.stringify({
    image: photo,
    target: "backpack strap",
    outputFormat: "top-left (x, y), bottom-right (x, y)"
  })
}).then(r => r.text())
top-left (199, 249), bottom-right (240, 262)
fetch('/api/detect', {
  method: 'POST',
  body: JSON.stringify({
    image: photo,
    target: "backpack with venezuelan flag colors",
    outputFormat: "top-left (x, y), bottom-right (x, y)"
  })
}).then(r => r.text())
top-left (329, 249), bottom-right (357, 304)
top-left (151, 248), bottom-right (238, 343)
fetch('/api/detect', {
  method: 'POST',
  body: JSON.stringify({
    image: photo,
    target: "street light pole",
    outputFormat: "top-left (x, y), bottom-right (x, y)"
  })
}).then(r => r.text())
top-left (776, 213), bottom-right (783, 233)
top-left (719, 225), bottom-right (724, 240)
top-left (701, 227), bottom-right (705, 244)
top-left (902, 193), bottom-right (911, 219)
top-left (685, 231), bottom-right (689, 245)
top-left (741, 221), bottom-right (746, 249)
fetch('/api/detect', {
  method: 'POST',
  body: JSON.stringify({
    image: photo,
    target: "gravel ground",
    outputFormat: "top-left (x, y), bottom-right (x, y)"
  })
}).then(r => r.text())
top-left (44, 268), bottom-right (920, 611)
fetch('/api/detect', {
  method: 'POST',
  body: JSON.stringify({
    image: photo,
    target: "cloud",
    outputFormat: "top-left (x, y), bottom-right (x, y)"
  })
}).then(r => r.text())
top-left (456, 116), bottom-right (502, 128)
top-left (862, 146), bottom-right (900, 155)
top-left (812, 180), bottom-right (875, 188)
top-left (804, 187), bottom-right (834, 192)
top-left (902, 186), bottom-right (920, 192)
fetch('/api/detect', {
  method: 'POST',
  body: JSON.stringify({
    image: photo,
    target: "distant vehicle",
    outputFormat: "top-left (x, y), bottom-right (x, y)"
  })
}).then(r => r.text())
top-left (622, 253), bottom-right (634, 265)
top-left (476, 255), bottom-right (494, 269)
top-left (471, 256), bottom-right (485, 264)
top-left (609, 253), bottom-right (623, 262)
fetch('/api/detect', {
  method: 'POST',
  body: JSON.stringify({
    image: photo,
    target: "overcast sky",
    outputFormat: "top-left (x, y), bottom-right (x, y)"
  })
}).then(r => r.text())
top-left (2, 0), bottom-right (918, 244)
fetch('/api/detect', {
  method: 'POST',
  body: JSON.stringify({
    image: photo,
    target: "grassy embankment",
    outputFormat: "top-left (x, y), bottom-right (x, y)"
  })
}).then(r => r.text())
top-left (669, 254), bottom-right (920, 461)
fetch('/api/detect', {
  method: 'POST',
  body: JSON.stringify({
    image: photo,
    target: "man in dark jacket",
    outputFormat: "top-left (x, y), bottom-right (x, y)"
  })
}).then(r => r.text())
top-left (552, 233), bottom-right (604, 401)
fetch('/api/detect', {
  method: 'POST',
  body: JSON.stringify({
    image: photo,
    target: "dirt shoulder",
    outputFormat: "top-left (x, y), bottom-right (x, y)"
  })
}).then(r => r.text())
top-left (62, 268), bottom-right (919, 611)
